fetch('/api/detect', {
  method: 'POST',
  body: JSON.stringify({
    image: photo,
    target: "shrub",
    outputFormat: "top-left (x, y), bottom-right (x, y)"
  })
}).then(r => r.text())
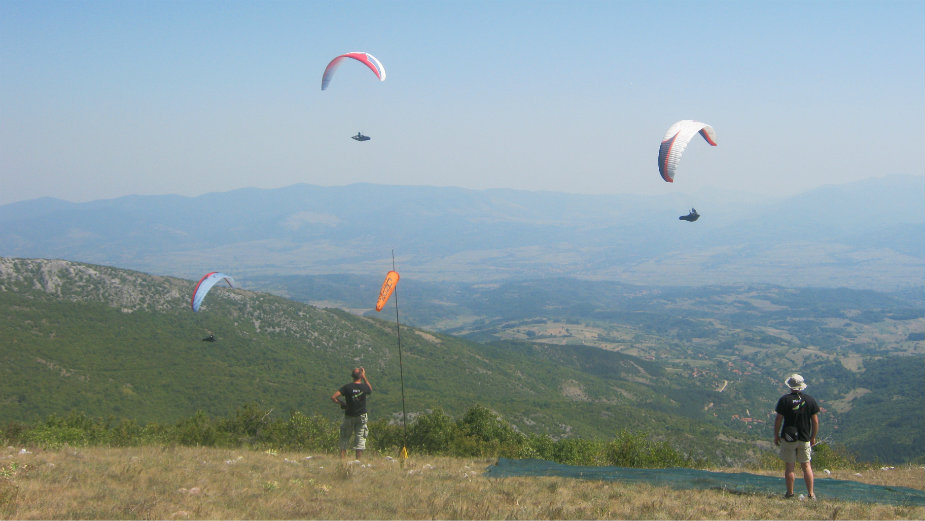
top-left (0, 421), bottom-right (28, 445)
top-left (519, 433), bottom-right (555, 460)
top-left (219, 402), bottom-right (275, 445)
top-left (109, 419), bottom-right (144, 447)
top-left (606, 429), bottom-right (693, 468)
top-left (22, 426), bottom-right (87, 448)
top-left (279, 411), bottom-right (338, 452)
top-left (366, 418), bottom-right (404, 455)
top-left (807, 442), bottom-right (859, 470)
top-left (755, 441), bottom-right (862, 471)
top-left (453, 405), bottom-right (525, 457)
top-left (1, 407), bottom-right (863, 472)
top-left (407, 409), bottom-right (457, 455)
top-left (174, 410), bottom-right (220, 447)
top-left (552, 437), bottom-right (605, 466)
top-left (140, 422), bottom-right (171, 445)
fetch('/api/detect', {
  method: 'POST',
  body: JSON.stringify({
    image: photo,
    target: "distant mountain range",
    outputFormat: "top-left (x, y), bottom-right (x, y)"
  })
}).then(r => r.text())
top-left (0, 175), bottom-right (922, 289)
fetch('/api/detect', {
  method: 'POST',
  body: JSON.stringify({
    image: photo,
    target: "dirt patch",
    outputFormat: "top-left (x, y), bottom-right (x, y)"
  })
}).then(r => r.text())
top-left (829, 387), bottom-right (872, 413)
top-left (414, 330), bottom-right (441, 344)
top-left (560, 380), bottom-right (589, 401)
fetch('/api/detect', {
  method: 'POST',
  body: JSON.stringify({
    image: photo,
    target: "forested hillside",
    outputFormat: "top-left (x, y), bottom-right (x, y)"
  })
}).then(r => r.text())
top-left (1, 258), bottom-right (750, 464)
top-left (1, 258), bottom-right (922, 463)
top-left (252, 273), bottom-right (925, 464)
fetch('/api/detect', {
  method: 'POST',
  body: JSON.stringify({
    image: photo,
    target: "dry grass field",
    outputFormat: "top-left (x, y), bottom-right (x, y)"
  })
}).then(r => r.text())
top-left (1, 445), bottom-right (922, 520)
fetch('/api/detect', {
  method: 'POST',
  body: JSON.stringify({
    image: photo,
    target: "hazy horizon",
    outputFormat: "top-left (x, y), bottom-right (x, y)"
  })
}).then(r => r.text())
top-left (2, 1), bottom-right (923, 206)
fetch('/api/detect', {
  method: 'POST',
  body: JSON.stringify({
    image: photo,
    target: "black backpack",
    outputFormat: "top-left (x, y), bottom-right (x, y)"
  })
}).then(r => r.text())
top-left (781, 392), bottom-right (805, 442)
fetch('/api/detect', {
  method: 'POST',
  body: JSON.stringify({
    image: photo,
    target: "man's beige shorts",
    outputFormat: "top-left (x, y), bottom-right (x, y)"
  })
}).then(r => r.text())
top-left (339, 413), bottom-right (369, 451)
top-left (779, 440), bottom-right (812, 463)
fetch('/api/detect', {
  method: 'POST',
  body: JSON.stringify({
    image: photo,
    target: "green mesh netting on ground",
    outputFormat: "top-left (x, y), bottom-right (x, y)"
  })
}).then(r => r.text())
top-left (485, 458), bottom-right (924, 506)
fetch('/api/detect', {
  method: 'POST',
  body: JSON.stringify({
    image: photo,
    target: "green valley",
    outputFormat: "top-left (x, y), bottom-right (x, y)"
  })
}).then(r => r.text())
top-left (1, 258), bottom-right (922, 464)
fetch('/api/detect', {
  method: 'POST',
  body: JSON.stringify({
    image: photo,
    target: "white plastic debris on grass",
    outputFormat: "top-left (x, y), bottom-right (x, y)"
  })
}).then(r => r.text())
top-left (408, 463), bottom-right (435, 475)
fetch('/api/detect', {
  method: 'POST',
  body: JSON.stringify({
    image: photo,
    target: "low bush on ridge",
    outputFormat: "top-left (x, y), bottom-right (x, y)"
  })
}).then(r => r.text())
top-left (3, 403), bottom-right (858, 470)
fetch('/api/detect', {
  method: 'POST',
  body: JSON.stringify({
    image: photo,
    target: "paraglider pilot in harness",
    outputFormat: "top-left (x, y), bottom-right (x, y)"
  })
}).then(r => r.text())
top-left (679, 208), bottom-right (700, 222)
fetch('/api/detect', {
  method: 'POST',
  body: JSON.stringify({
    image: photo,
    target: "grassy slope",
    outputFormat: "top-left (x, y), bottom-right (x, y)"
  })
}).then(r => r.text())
top-left (1, 446), bottom-right (922, 520)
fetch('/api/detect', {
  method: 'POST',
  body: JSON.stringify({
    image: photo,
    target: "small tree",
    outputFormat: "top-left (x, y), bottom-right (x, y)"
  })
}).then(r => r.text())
top-left (277, 411), bottom-right (337, 451)
top-left (606, 429), bottom-right (692, 468)
top-left (407, 409), bottom-right (457, 455)
top-left (453, 405), bottom-right (525, 457)
top-left (175, 410), bottom-right (219, 447)
top-left (552, 437), bottom-right (605, 466)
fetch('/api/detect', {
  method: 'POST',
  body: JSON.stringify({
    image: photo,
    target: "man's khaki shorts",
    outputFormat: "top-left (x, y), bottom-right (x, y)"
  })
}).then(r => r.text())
top-left (779, 440), bottom-right (812, 463)
top-left (339, 413), bottom-right (369, 451)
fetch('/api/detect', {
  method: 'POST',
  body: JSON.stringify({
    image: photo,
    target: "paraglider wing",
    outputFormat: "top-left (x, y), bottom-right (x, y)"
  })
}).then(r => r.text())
top-left (375, 270), bottom-right (400, 312)
top-left (658, 120), bottom-right (717, 183)
top-left (191, 272), bottom-right (235, 312)
top-left (321, 52), bottom-right (386, 90)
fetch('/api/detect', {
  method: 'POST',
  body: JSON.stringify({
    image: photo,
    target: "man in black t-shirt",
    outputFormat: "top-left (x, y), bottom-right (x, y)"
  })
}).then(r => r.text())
top-left (331, 367), bottom-right (372, 459)
top-left (773, 373), bottom-right (820, 500)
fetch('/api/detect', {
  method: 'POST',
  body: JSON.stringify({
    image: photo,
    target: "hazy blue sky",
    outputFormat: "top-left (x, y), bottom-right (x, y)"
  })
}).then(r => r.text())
top-left (2, 0), bottom-right (923, 205)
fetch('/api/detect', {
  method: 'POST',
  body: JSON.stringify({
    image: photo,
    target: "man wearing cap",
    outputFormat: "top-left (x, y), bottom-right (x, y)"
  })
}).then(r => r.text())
top-left (773, 373), bottom-right (820, 499)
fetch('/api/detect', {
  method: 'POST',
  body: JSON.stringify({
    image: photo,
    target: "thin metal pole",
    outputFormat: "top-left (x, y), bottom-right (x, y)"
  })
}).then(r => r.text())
top-left (392, 251), bottom-right (408, 451)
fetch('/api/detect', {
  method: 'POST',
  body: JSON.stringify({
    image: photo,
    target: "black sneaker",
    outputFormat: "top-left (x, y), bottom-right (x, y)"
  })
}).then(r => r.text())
top-left (784, 493), bottom-right (795, 498)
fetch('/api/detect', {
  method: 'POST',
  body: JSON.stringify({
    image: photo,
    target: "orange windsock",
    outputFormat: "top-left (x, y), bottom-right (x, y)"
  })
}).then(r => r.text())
top-left (375, 270), bottom-right (400, 312)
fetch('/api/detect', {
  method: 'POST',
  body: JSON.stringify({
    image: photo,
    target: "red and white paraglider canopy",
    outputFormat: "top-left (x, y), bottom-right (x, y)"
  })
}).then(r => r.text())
top-left (321, 52), bottom-right (386, 90)
top-left (658, 120), bottom-right (717, 183)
